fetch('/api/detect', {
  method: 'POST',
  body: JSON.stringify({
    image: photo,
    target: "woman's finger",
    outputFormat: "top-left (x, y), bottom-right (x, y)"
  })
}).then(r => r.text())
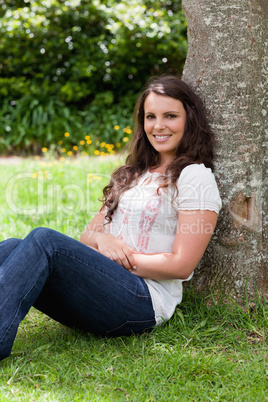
top-left (98, 244), bottom-right (136, 271)
top-left (122, 248), bottom-right (136, 270)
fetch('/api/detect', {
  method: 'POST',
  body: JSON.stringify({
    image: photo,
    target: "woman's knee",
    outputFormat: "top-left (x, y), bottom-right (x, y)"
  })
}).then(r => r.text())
top-left (0, 238), bottom-right (22, 263)
top-left (21, 227), bottom-right (54, 253)
top-left (0, 237), bottom-right (22, 248)
top-left (28, 227), bottom-right (57, 243)
top-left (27, 227), bottom-right (65, 255)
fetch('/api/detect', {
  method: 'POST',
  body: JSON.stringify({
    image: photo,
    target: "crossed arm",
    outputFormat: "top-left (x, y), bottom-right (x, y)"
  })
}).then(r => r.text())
top-left (79, 209), bottom-right (218, 280)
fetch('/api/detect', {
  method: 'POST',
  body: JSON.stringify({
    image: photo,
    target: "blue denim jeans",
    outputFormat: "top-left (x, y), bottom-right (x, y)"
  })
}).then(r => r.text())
top-left (0, 227), bottom-right (156, 360)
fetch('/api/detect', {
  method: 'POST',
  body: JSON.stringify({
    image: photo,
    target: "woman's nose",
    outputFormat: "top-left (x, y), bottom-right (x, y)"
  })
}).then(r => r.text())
top-left (154, 118), bottom-right (165, 130)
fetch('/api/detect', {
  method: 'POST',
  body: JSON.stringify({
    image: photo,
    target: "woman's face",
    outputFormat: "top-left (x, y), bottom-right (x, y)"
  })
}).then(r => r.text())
top-left (144, 92), bottom-right (187, 164)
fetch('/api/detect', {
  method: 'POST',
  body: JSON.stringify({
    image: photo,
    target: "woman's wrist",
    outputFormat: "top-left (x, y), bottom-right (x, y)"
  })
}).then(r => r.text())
top-left (80, 229), bottom-right (105, 248)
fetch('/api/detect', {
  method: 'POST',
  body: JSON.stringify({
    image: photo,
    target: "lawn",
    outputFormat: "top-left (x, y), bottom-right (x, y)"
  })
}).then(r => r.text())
top-left (0, 156), bottom-right (267, 401)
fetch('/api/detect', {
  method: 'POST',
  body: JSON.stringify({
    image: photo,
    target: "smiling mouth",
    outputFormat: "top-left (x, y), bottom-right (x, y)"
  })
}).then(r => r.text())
top-left (153, 135), bottom-right (172, 142)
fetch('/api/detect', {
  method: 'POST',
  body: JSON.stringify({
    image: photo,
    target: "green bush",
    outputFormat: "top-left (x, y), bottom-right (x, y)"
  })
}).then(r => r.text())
top-left (0, 0), bottom-right (187, 154)
top-left (0, 96), bottom-right (84, 154)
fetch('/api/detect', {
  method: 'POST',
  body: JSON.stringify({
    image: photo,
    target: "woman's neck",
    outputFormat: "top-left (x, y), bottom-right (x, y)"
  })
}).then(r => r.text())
top-left (149, 167), bottom-right (166, 174)
top-left (149, 157), bottom-right (173, 174)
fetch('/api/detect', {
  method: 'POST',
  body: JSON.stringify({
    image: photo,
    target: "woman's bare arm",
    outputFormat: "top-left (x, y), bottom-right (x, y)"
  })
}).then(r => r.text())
top-left (80, 209), bottom-right (217, 280)
top-left (130, 210), bottom-right (218, 280)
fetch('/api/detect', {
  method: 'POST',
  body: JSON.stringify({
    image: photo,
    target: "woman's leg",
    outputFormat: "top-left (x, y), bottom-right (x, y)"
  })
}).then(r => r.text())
top-left (0, 228), bottom-right (155, 360)
top-left (0, 238), bottom-right (22, 263)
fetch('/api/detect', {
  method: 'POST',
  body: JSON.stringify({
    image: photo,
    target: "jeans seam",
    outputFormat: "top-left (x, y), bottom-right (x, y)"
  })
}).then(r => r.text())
top-left (33, 228), bottom-right (55, 276)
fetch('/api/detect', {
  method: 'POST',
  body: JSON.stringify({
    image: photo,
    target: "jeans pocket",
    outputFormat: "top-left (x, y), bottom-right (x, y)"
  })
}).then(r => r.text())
top-left (106, 319), bottom-right (156, 337)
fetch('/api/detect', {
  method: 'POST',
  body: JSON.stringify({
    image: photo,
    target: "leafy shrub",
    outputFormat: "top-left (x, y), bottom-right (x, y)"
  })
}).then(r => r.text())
top-left (0, 96), bottom-right (83, 154)
top-left (0, 0), bottom-right (187, 154)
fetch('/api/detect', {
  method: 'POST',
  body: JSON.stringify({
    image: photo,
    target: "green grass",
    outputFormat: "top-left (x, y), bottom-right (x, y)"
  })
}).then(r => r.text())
top-left (0, 156), bottom-right (123, 241)
top-left (0, 156), bottom-right (267, 401)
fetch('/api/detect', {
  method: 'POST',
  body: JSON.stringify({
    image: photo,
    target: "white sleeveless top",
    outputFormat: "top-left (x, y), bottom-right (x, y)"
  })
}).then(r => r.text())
top-left (104, 164), bottom-right (222, 325)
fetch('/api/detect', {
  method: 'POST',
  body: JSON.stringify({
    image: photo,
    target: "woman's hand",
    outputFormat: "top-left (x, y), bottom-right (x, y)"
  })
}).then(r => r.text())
top-left (79, 212), bottom-right (137, 271)
top-left (95, 233), bottom-right (137, 271)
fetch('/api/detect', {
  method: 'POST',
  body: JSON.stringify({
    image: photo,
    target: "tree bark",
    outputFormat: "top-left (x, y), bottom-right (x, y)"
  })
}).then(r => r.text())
top-left (181, 0), bottom-right (267, 300)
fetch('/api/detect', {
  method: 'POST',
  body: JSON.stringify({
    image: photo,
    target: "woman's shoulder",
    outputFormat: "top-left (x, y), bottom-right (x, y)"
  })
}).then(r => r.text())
top-left (178, 163), bottom-right (215, 185)
top-left (174, 163), bottom-right (222, 212)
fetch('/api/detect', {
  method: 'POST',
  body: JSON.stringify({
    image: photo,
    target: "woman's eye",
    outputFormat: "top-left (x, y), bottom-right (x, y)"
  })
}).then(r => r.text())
top-left (167, 114), bottom-right (177, 119)
top-left (146, 115), bottom-right (155, 120)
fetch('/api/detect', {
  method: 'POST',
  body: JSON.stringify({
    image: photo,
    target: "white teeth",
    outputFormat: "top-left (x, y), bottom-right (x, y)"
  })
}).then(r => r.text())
top-left (154, 135), bottom-right (170, 139)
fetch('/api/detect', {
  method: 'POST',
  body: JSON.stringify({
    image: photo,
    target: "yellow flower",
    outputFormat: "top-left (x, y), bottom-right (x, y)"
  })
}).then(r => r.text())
top-left (87, 140), bottom-right (92, 144)
top-left (114, 125), bottom-right (120, 130)
top-left (116, 143), bottom-right (121, 148)
top-left (100, 151), bottom-right (106, 156)
top-left (80, 140), bottom-right (85, 145)
top-left (88, 173), bottom-right (93, 178)
top-left (100, 142), bottom-right (106, 148)
top-left (58, 140), bottom-right (62, 145)
top-left (85, 135), bottom-right (90, 140)
top-left (67, 151), bottom-right (73, 156)
top-left (73, 145), bottom-right (78, 151)
top-left (123, 137), bottom-right (129, 142)
top-left (94, 150), bottom-right (100, 155)
top-left (64, 132), bottom-right (70, 137)
top-left (31, 173), bottom-right (38, 179)
top-left (123, 126), bottom-right (132, 134)
top-left (60, 157), bottom-right (65, 162)
top-left (35, 155), bottom-right (40, 160)
top-left (61, 148), bottom-right (66, 153)
top-left (42, 147), bottom-right (48, 153)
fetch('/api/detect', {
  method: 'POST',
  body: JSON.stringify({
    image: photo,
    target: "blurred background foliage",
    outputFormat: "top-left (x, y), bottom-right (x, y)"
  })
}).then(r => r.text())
top-left (0, 0), bottom-right (187, 155)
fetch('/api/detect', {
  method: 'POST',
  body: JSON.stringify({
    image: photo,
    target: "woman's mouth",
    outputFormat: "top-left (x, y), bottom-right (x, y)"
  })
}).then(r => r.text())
top-left (153, 135), bottom-right (172, 142)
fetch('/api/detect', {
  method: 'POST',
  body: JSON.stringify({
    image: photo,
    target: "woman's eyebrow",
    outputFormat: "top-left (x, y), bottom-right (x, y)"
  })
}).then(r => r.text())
top-left (145, 110), bottom-right (179, 114)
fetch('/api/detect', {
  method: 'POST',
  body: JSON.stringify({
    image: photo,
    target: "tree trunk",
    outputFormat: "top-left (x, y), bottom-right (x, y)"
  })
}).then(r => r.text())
top-left (181, 0), bottom-right (267, 300)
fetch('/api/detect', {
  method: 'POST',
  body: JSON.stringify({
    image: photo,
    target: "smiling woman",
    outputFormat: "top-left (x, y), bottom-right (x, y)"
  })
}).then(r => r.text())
top-left (144, 93), bottom-right (187, 169)
top-left (0, 75), bottom-right (221, 361)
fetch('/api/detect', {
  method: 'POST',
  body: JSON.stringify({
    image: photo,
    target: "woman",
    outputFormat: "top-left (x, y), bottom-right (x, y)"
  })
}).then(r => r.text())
top-left (0, 75), bottom-right (221, 361)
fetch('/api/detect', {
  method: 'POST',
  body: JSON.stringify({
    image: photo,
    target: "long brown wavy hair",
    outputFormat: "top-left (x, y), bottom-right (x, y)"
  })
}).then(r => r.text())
top-left (102, 74), bottom-right (215, 223)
